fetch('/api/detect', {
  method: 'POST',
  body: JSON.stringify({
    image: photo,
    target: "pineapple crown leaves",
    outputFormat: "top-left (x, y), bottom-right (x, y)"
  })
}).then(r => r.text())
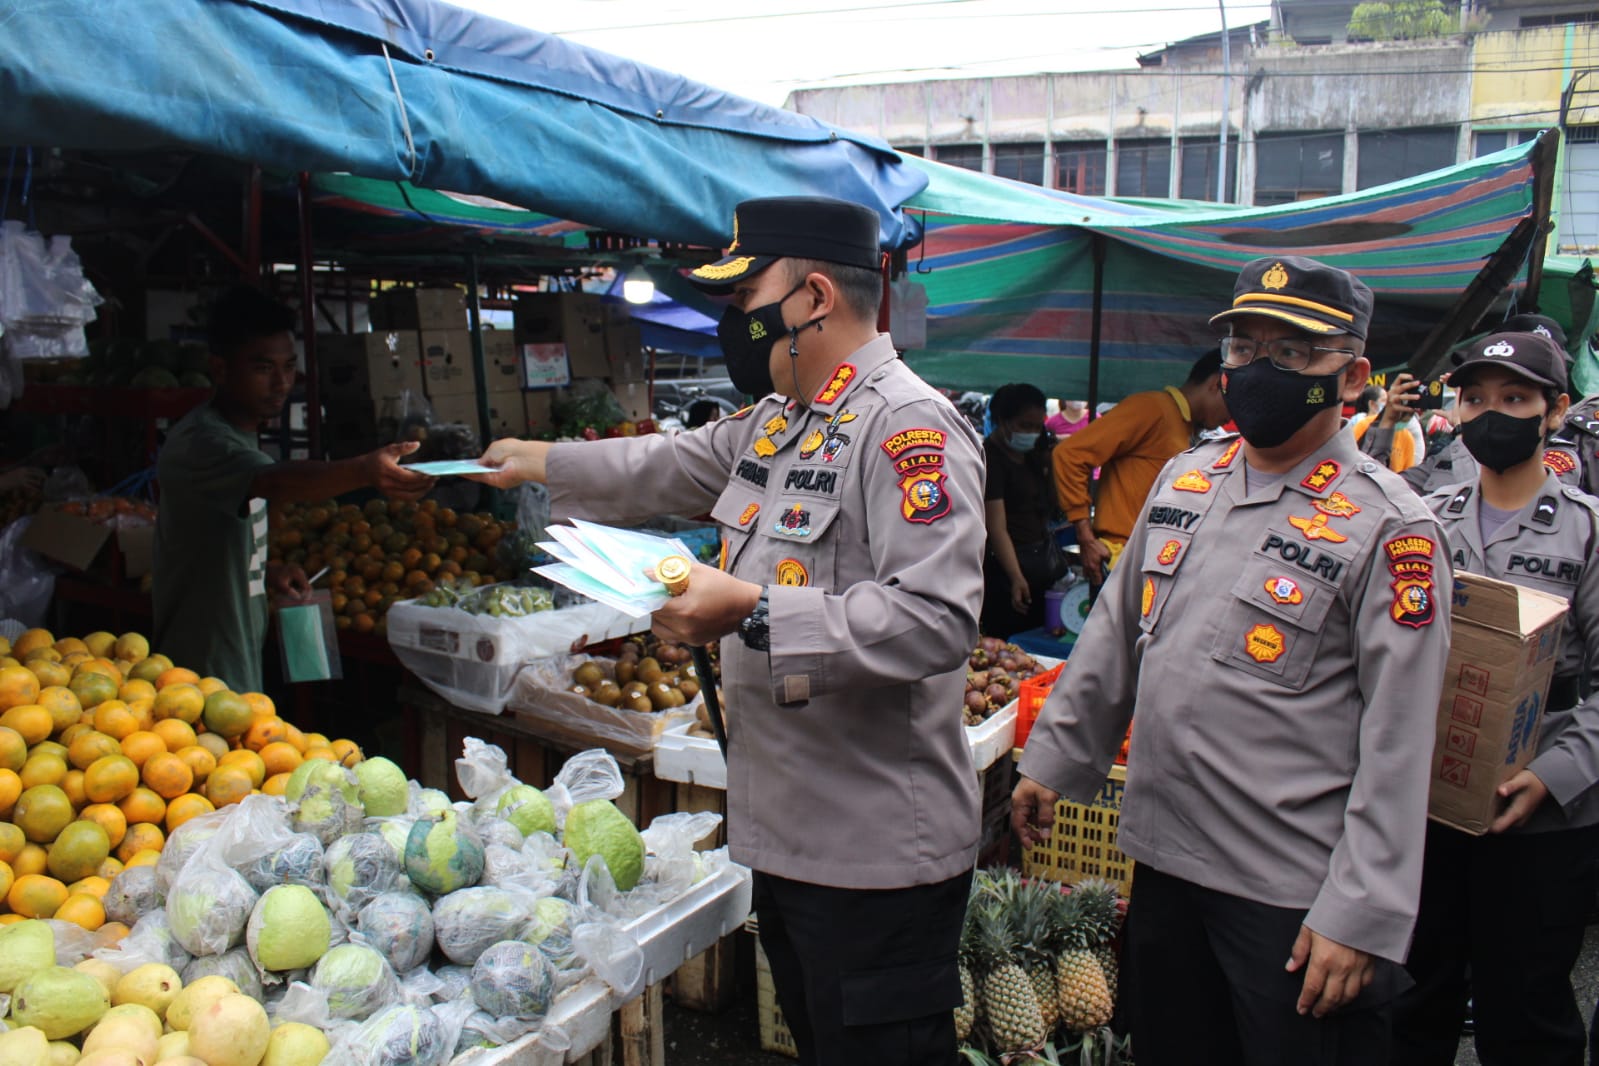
top-left (1068, 879), bottom-right (1124, 942)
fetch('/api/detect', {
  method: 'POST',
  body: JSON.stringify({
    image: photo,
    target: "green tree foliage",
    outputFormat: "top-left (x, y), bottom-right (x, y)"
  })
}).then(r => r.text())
top-left (1348, 0), bottom-right (1456, 41)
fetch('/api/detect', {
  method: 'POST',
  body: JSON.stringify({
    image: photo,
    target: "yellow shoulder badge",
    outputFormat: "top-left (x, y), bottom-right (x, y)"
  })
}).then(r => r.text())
top-left (1172, 469), bottom-right (1212, 493)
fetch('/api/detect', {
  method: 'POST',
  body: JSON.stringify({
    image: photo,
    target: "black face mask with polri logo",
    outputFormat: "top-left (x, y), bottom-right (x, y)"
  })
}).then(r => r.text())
top-left (1221, 358), bottom-right (1347, 448)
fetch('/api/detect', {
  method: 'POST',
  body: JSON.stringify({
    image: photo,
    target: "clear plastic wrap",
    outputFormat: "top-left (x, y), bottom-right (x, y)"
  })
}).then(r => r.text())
top-left (468, 940), bottom-right (554, 1021)
top-left (309, 943), bottom-right (401, 1021)
top-left (640, 811), bottom-right (725, 899)
top-left (243, 832), bottom-right (326, 894)
top-left (181, 947), bottom-right (263, 1001)
top-left (545, 748), bottom-right (625, 827)
top-left (154, 810), bottom-right (228, 892)
top-left (322, 833), bottom-right (404, 921)
top-left (41, 920), bottom-right (98, 967)
top-left (0, 517), bottom-right (57, 627)
top-left (431, 886), bottom-right (538, 967)
top-left (570, 919), bottom-right (643, 997)
top-left (165, 854), bottom-right (258, 958)
top-left (510, 657), bottom-right (695, 755)
top-left (454, 737), bottom-right (517, 807)
top-left (101, 865), bottom-right (164, 927)
top-left (325, 1002), bottom-right (455, 1066)
top-left (354, 892), bottom-right (435, 975)
top-left (94, 909), bottom-right (191, 974)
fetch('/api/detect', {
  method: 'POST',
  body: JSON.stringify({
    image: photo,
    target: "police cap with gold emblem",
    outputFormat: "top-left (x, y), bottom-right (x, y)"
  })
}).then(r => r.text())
top-left (1209, 255), bottom-right (1374, 340)
top-left (1449, 331), bottom-right (1567, 390)
top-left (688, 196), bottom-right (882, 291)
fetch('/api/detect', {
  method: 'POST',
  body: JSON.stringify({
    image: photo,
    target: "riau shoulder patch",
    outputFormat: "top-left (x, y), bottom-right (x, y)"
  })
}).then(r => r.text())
top-left (900, 469), bottom-right (952, 524)
top-left (1384, 534), bottom-right (1437, 629)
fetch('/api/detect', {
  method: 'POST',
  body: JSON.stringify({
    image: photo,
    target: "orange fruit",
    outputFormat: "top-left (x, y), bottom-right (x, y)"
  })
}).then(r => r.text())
top-left (92, 700), bottom-right (138, 741)
top-left (37, 686), bottom-right (83, 733)
top-left (53, 637), bottom-right (88, 657)
top-left (201, 691), bottom-right (252, 739)
top-left (30, 740), bottom-right (67, 761)
top-left (195, 677), bottom-right (227, 697)
top-left (60, 652), bottom-right (90, 670)
top-left (26, 659), bottom-right (71, 689)
top-left (13, 842), bottom-right (46, 877)
top-left (117, 825), bottom-right (164, 863)
top-left (0, 859), bottom-right (11, 903)
top-left (203, 764), bottom-right (253, 807)
top-left (125, 698), bottom-right (155, 733)
top-left (194, 732), bottom-right (229, 761)
top-left (119, 730), bottom-right (166, 768)
top-left (0, 767), bottom-right (20, 815)
top-left (113, 633), bottom-right (149, 663)
top-left (0, 726), bottom-right (25, 771)
top-left (218, 749), bottom-right (266, 787)
top-left (19, 751), bottom-right (67, 790)
top-left (83, 754), bottom-right (139, 805)
top-left (12, 629), bottom-right (55, 659)
top-left (155, 667), bottom-right (201, 690)
top-left (166, 793), bottom-right (215, 831)
top-left (118, 679), bottom-right (157, 704)
top-left (60, 769), bottom-right (86, 809)
top-left (151, 719), bottom-right (196, 752)
top-left (242, 717), bottom-right (287, 752)
top-left (0, 704), bottom-right (51, 745)
top-left (243, 692), bottom-right (276, 718)
top-left (54, 891), bottom-right (105, 930)
top-left (68, 671), bottom-right (120, 712)
top-left (257, 741), bottom-right (302, 777)
top-left (141, 753), bottom-right (193, 800)
top-left (174, 745), bottom-right (217, 785)
top-left (0, 822), bottom-right (24, 864)
top-left (117, 787), bottom-right (166, 827)
top-left (7, 873), bottom-right (68, 918)
top-left (67, 730), bottom-right (121, 771)
top-left (82, 632), bottom-right (116, 658)
top-left (22, 647), bottom-right (61, 664)
top-left (67, 875), bottom-right (109, 899)
top-left (95, 856), bottom-right (124, 880)
top-left (303, 747), bottom-right (337, 763)
top-left (153, 684), bottom-right (204, 725)
top-left (95, 920), bottom-right (130, 945)
top-left (283, 724), bottom-right (309, 755)
top-left (330, 739), bottom-right (362, 768)
top-left (13, 784), bottom-right (73, 843)
top-left (79, 803), bottom-right (127, 849)
top-left (2, 665), bottom-right (45, 711)
top-left (261, 773), bottom-right (291, 797)
top-left (78, 658), bottom-right (123, 684)
top-left (304, 732), bottom-right (331, 749)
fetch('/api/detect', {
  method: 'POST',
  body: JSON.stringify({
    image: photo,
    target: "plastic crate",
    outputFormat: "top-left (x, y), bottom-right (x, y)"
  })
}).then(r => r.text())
top-left (1022, 764), bottom-right (1134, 897)
top-left (1015, 663), bottom-right (1065, 748)
top-left (753, 937), bottom-right (799, 1059)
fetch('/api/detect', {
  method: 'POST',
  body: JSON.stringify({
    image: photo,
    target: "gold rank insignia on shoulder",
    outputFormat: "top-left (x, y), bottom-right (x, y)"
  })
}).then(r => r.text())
top-left (1300, 460), bottom-right (1340, 493)
top-left (1172, 469), bottom-right (1212, 493)
top-left (1157, 540), bottom-right (1181, 565)
top-left (739, 503), bottom-right (760, 527)
top-left (1262, 262), bottom-right (1290, 290)
top-left (1212, 439), bottom-right (1242, 470)
top-left (814, 363), bottom-right (856, 404)
top-left (1313, 492), bottom-right (1361, 519)
top-left (1288, 513), bottom-right (1348, 543)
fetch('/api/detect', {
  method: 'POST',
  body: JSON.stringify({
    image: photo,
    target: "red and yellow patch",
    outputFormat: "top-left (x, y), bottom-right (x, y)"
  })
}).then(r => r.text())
top-left (1245, 623), bottom-right (1287, 664)
top-left (775, 558), bottom-right (809, 587)
top-left (1300, 460), bottom-right (1341, 494)
top-left (1288, 514), bottom-right (1349, 543)
top-left (729, 405), bottom-right (754, 421)
top-left (814, 363), bottom-right (856, 404)
top-left (1313, 492), bottom-right (1361, 519)
top-left (894, 453), bottom-right (944, 477)
top-left (900, 469), bottom-right (952, 524)
top-left (1384, 535), bottom-right (1437, 628)
top-left (1384, 535), bottom-right (1436, 566)
top-left (738, 503), bottom-right (760, 527)
top-left (1212, 438), bottom-right (1242, 470)
top-left (1545, 450), bottom-right (1578, 475)
top-left (1157, 540), bottom-right (1181, 566)
top-left (1265, 576), bottom-right (1303, 605)
top-left (1141, 577), bottom-right (1155, 618)
top-left (799, 429), bottom-right (826, 459)
top-left (1172, 469), bottom-right (1212, 493)
top-left (880, 427), bottom-right (947, 459)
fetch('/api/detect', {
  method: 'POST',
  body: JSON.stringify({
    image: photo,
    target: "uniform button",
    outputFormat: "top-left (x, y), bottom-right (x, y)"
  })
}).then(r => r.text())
top-left (870, 371), bottom-right (886, 382)
top-left (1360, 461), bottom-right (1377, 473)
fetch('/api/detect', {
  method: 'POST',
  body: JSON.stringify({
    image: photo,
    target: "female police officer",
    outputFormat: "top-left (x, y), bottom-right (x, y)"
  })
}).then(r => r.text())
top-left (1392, 331), bottom-right (1599, 1066)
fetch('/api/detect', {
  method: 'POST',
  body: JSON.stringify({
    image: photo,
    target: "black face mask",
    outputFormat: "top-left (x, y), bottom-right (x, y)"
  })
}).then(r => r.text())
top-left (1221, 358), bottom-right (1347, 449)
top-left (716, 281), bottom-right (823, 398)
top-left (1460, 410), bottom-right (1546, 473)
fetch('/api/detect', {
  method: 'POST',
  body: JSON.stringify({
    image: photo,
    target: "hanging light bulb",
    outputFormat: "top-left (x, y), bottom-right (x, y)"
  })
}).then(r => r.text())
top-left (622, 265), bottom-right (655, 304)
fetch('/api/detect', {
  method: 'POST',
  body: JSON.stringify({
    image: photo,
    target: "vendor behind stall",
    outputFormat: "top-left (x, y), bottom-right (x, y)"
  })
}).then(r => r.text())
top-left (153, 286), bottom-right (434, 692)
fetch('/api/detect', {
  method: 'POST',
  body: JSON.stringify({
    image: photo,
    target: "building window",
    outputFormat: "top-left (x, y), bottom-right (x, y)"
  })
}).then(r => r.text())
top-left (1056, 143), bottom-right (1108, 196)
top-left (1356, 127), bottom-right (1457, 189)
top-left (992, 142), bottom-right (1046, 185)
top-left (933, 144), bottom-right (984, 171)
top-left (1473, 129), bottom-right (1539, 157)
top-left (894, 145), bottom-right (925, 158)
top-left (1116, 140), bottom-right (1172, 197)
top-left (1521, 12), bottom-right (1599, 26)
top-left (1255, 131), bottom-right (1344, 205)
top-left (1179, 138), bottom-right (1239, 201)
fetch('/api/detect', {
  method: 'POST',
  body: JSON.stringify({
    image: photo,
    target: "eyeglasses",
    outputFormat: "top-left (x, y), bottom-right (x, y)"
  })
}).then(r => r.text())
top-left (1219, 336), bottom-right (1356, 372)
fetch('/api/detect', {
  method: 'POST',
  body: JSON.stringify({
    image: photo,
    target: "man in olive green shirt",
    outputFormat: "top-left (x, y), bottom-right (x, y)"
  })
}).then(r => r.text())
top-left (154, 286), bottom-right (433, 691)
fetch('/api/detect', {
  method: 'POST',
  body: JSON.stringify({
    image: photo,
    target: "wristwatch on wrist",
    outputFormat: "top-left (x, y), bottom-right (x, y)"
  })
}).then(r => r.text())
top-left (738, 590), bottom-right (771, 652)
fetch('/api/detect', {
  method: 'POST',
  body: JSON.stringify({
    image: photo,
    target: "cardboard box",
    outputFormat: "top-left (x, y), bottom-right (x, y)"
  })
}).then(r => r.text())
top-left (419, 330), bottom-right (481, 398)
top-left (513, 293), bottom-right (608, 378)
top-left (318, 332), bottom-right (425, 416)
top-left (524, 390), bottom-right (555, 436)
top-left (22, 504), bottom-right (115, 571)
top-left (480, 331), bottom-right (523, 391)
top-left (369, 287), bottom-right (465, 331)
top-left (429, 391), bottom-right (528, 440)
top-left (1429, 571), bottom-right (1570, 834)
top-left (607, 322), bottom-right (646, 383)
top-left (610, 381), bottom-right (652, 422)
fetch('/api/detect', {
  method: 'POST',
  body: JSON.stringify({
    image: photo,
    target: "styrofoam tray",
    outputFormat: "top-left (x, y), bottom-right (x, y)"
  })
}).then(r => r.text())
top-left (967, 701), bottom-right (1017, 771)
top-left (453, 861), bottom-right (754, 1065)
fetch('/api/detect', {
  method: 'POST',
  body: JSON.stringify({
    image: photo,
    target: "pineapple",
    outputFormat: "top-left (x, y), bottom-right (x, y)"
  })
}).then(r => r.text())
top-left (1055, 947), bottom-right (1115, 1032)
top-left (1050, 880), bottom-right (1119, 1032)
top-left (955, 880), bottom-right (981, 1043)
top-left (1070, 878), bottom-right (1125, 1002)
top-left (973, 897), bottom-right (1048, 1053)
top-left (994, 873), bottom-right (1062, 1033)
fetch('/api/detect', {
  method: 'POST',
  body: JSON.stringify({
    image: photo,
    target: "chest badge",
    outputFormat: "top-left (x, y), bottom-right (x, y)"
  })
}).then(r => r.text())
top-left (774, 505), bottom-right (812, 537)
top-left (776, 558), bottom-right (809, 586)
top-left (900, 470), bottom-right (952, 524)
top-left (1288, 514), bottom-right (1349, 543)
top-left (1313, 492), bottom-right (1361, 519)
top-left (1244, 623), bottom-right (1287, 664)
top-left (1265, 576), bottom-right (1304, 605)
top-left (1141, 577), bottom-right (1155, 617)
top-left (1157, 540), bottom-right (1181, 566)
top-left (821, 411), bottom-right (857, 463)
top-left (799, 430), bottom-right (826, 459)
top-left (753, 414), bottom-right (789, 459)
top-left (1300, 460), bottom-right (1341, 494)
top-left (1172, 469), bottom-right (1212, 493)
top-left (738, 503), bottom-right (759, 527)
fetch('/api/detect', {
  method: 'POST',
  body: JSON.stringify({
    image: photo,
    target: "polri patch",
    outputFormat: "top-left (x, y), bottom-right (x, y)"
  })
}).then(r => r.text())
top-left (1157, 540), bottom-right (1181, 565)
top-left (776, 558), bottom-right (809, 586)
top-left (880, 427), bottom-right (947, 459)
top-left (814, 363), bottom-right (856, 404)
top-left (1213, 439), bottom-right (1242, 470)
top-left (1313, 492), bottom-right (1361, 519)
top-left (1300, 460), bottom-right (1341, 493)
top-left (1245, 623), bottom-right (1287, 664)
top-left (901, 470), bottom-right (952, 524)
top-left (1288, 514), bottom-right (1349, 543)
top-left (1390, 574), bottom-right (1436, 628)
top-left (774, 505), bottom-right (811, 537)
top-left (894, 453), bottom-right (944, 477)
top-left (1265, 576), bottom-right (1303, 605)
top-left (1172, 470), bottom-right (1212, 493)
top-left (738, 503), bottom-right (760, 527)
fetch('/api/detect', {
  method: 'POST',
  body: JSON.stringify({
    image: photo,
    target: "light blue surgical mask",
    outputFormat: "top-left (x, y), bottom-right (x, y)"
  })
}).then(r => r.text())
top-left (1008, 431), bottom-right (1040, 452)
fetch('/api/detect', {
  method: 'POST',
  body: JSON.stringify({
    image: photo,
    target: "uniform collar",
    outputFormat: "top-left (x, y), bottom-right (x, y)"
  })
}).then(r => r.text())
top-left (805, 334), bottom-right (899, 413)
top-left (1221, 424), bottom-right (1364, 506)
top-left (1163, 385), bottom-right (1192, 424)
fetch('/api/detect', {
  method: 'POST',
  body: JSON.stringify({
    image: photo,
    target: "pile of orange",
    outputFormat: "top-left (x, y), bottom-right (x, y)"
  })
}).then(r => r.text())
top-left (0, 627), bottom-right (365, 934)
top-left (269, 497), bottom-right (518, 638)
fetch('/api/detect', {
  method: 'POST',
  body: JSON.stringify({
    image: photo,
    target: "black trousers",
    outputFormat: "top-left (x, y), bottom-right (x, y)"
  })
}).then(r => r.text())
top-left (752, 869), bottom-right (970, 1066)
top-left (1124, 864), bottom-right (1405, 1066)
top-left (1392, 820), bottom-right (1599, 1066)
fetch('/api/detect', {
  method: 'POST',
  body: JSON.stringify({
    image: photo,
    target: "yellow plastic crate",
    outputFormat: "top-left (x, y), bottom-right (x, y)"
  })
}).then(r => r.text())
top-left (1022, 764), bottom-right (1134, 897)
top-left (753, 938), bottom-right (799, 1058)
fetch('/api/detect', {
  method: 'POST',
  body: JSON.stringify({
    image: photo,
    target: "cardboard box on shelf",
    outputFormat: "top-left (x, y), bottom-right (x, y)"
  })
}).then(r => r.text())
top-left (419, 330), bottom-right (481, 398)
top-left (1429, 571), bottom-right (1569, 835)
top-left (317, 332), bottom-right (425, 417)
top-left (607, 323), bottom-right (646, 383)
top-left (611, 381), bottom-right (652, 422)
top-left (429, 391), bottom-right (529, 440)
top-left (22, 504), bottom-right (115, 571)
top-left (513, 293), bottom-right (608, 378)
top-left (524, 390), bottom-right (554, 436)
top-left (369, 287), bottom-right (465, 331)
top-left (322, 409), bottom-right (381, 460)
top-left (480, 331), bottom-right (522, 391)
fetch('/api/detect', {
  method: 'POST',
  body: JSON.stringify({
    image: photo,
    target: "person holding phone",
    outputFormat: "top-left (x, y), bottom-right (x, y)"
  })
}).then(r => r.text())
top-left (1352, 372), bottom-right (1428, 472)
top-left (1390, 330), bottom-right (1599, 1065)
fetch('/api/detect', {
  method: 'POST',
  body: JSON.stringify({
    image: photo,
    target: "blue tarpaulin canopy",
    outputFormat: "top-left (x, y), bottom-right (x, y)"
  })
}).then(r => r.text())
top-left (0, 0), bottom-right (926, 250)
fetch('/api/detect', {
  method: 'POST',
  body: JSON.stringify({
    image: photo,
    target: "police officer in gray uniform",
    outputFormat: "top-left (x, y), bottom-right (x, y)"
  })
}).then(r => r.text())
top-left (474, 197), bottom-right (985, 1066)
top-left (1391, 331), bottom-right (1599, 1066)
top-left (1014, 256), bottom-right (1453, 1065)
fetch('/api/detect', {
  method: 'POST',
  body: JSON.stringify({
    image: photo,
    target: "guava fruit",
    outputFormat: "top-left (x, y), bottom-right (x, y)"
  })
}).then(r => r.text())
top-left (564, 799), bottom-right (645, 891)
top-left (308, 944), bottom-right (398, 1020)
top-left (469, 940), bottom-right (553, 1020)
top-left (495, 784), bottom-right (556, 838)
top-left (0, 919), bottom-right (56, 993)
top-left (404, 810), bottom-right (483, 895)
top-left (432, 886), bottom-right (529, 966)
top-left (165, 866), bottom-right (257, 957)
top-left (353, 757), bottom-right (408, 818)
top-left (245, 885), bottom-right (330, 973)
top-left (354, 892), bottom-right (434, 974)
top-left (12, 965), bottom-right (110, 1039)
top-left (102, 866), bottom-right (164, 926)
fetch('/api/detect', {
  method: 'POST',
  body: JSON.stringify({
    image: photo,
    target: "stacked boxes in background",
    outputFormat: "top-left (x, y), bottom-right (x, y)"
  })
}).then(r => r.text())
top-left (513, 293), bottom-right (648, 431)
top-left (316, 331), bottom-right (425, 458)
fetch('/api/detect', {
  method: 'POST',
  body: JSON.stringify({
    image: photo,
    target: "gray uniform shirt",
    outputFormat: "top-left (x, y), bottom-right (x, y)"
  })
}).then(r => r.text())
top-left (1020, 428), bottom-right (1452, 963)
top-left (546, 334), bottom-right (985, 889)
top-left (1426, 475), bottom-right (1599, 832)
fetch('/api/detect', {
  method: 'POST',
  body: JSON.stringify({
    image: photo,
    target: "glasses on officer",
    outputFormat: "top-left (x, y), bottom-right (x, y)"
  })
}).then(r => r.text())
top-left (1219, 336), bottom-right (1357, 373)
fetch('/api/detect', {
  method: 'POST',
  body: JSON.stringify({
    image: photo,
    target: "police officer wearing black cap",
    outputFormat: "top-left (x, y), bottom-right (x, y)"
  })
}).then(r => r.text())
top-left (473, 197), bottom-right (987, 1065)
top-left (1391, 331), bottom-right (1599, 1066)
